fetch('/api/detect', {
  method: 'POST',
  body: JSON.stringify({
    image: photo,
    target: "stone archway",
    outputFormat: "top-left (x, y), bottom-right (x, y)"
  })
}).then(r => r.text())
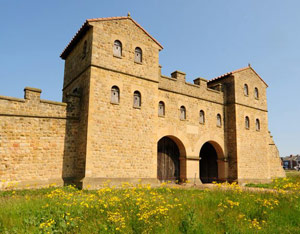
top-left (199, 141), bottom-right (225, 183)
top-left (157, 136), bottom-right (186, 182)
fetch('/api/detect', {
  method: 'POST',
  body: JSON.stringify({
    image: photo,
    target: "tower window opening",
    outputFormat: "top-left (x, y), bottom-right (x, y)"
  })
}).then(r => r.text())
top-left (133, 91), bottom-right (141, 108)
top-left (111, 86), bottom-right (120, 104)
top-left (135, 47), bottom-right (142, 63)
top-left (113, 40), bottom-right (122, 57)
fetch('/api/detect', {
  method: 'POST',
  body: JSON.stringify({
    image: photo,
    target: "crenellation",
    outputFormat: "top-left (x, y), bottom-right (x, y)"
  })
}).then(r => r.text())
top-left (24, 87), bottom-right (42, 101)
top-left (171, 70), bottom-right (186, 83)
top-left (193, 77), bottom-right (208, 86)
top-left (159, 75), bottom-right (224, 105)
top-left (208, 83), bottom-right (223, 92)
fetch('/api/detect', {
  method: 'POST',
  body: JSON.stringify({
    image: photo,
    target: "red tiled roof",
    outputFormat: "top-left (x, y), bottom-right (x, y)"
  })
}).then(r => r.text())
top-left (208, 66), bottom-right (268, 87)
top-left (60, 21), bottom-right (90, 59)
top-left (60, 16), bottom-right (163, 59)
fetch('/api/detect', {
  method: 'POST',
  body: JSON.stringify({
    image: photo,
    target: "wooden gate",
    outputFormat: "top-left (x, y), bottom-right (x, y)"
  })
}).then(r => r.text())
top-left (200, 142), bottom-right (218, 183)
top-left (157, 137), bottom-right (180, 181)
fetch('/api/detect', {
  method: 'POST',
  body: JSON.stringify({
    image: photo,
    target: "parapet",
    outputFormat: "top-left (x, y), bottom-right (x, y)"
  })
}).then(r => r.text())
top-left (171, 71), bottom-right (186, 83)
top-left (24, 87), bottom-right (42, 101)
top-left (208, 83), bottom-right (223, 92)
top-left (193, 77), bottom-right (208, 86)
top-left (0, 87), bottom-right (81, 119)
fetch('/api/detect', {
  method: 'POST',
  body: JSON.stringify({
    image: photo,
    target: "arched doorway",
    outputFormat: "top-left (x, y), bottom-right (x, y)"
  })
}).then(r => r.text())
top-left (157, 137), bottom-right (181, 181)
top-left (200, 142), bottom-right (218, 183)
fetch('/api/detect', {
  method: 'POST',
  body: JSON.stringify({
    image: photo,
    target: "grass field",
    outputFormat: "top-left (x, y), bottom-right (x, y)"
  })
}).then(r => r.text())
top-left (0, 173), bottom-right (300, 233)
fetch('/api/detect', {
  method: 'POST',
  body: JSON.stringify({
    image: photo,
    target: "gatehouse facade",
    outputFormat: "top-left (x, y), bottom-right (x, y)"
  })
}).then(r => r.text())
top-left (0, 16), bottom-right (285, 189)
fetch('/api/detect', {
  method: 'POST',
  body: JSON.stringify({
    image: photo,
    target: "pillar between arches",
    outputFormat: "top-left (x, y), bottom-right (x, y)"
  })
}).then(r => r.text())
top-left (184, 156), bottom-right (202, 185)
top-left (217, 157), bottom-right (229, 182)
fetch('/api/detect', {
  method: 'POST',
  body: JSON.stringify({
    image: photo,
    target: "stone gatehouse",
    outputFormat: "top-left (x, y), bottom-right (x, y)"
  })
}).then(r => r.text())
top-left (0, 15), bottom-right (285, 189)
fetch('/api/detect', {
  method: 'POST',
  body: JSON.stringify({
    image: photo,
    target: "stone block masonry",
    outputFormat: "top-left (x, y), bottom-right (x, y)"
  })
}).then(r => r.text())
top-left (0, 87), bottom-right (79, 189)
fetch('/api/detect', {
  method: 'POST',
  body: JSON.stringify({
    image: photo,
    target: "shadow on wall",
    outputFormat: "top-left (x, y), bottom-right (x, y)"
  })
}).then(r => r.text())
top-left (62, 93), bottom-right (84, 188)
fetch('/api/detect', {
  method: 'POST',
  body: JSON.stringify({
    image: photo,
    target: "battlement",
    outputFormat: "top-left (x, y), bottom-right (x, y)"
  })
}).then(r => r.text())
top-left (193, 77), bottom-right (208, 86)
top-left (0, 87), bottom-right (81, 119)
top-left (159, 70), bottom-right (224, 105)
top-left (171, 70), bottom-right (186, 83)
top-left (24, 87), bottom-right (42, 101)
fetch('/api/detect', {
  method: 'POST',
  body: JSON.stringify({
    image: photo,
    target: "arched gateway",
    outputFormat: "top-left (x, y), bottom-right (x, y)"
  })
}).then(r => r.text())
top-left (157, 136), bottom-right (186, 182)
top-left (200, 142), bottom-right (223, 183)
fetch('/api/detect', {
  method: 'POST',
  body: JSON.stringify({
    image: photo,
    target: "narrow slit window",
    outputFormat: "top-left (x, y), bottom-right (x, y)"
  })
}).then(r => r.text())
top-left (199, 110), bottom-right (205, 124)
top-left (158, 101), bottom-right (165, 116)
top-left (244, 84), bottom-right (249, 96)
top-left (135, 47), bottom-right (142, 63)
top-left (180, 106), bottom-right (186, 120)
top-left (133, 91), bottom-right (141, 108)
top-left (217, 114), bottom-right (222, 127)
top-left (111, 86), bottom-right (120, 104)
top-left (256, 119), bottom-right (260, 131)
top-left (113, 40), bottom-right (122, 57)
top-left (245, 116), bottom-right (250, 129)
top-left (254, 87), bottom-right (259, 99)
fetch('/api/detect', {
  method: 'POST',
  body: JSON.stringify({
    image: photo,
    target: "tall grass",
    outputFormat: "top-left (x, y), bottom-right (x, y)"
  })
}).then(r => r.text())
top-left (0, 178), bottom-right (300, 233)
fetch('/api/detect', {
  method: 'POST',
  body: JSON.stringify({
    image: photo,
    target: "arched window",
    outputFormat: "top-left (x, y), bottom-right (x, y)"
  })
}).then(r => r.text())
top-left (113, 40), bottom-right (122, 57)
top-left (244, 84), bottom-right (249, 96)
top-left (158, 101), bottom-right (165, 116)
top-left (82, 40), bottom-right (87, 59)
top-left (256, 119), bottom-right (260, 131)
top-left (111, 86), bottom-right (120, 104)
top-left (133, 91), bottom-right (141, 108)
top-left (254, 87), bottom-right (259, 99)
top-left (180, 106), bottom-right (186, 120)
top-left (217, 114), bottom-right (222, 127)
top-left (245, 116), bottom-right (250, 129)
top-left (135, 47), bottom-right (142, 63)
top-left (199, 110), bottom-right (205, 124)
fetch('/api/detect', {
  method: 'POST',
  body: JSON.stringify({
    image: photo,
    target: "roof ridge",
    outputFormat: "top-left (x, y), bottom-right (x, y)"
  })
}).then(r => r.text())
top-left (87, 16), bottom-right (163, 49)
top-left (87, 16), bottom-right (128, 22)
top-left (60, 16), bottom-right (163, 59)
top-left (60, 20), bottom-right (90, 59)
top-left (231, 66), bottom-right (249, 74)
top-left (208, 66), bottom-right (268, 87)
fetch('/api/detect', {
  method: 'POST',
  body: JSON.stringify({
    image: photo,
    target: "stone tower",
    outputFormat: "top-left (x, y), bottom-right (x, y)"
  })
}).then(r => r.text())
top-left (60, 16), bottom-right (163, 187)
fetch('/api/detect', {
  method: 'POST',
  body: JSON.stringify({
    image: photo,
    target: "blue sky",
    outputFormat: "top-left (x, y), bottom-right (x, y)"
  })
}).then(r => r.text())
top-left (0, 0), bottom-right (299, 156)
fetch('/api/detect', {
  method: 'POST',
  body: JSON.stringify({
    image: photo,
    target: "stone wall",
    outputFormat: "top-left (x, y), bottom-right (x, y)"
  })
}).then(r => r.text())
top-left (208, 68), bottom-right (285, 182)
top-left (74, 17), bottom-right (161, 188)
top-left (157, 73), bottom-right (226, 183)
top-left (62, 26), bottom-right (93, 183)
top-left (83, 67), bottom-right (158, 186)
top-left (90, 18), bottom-right (161, 83)
top-left (159, 72), bottom-right (224, 105)
top-left (231, 69), bottom-right (284, 182)
top-left (0, 87), bottom-right (78, 189)
top-left (62, 70), bottom-right (91, 183)
top-left (63, 29), bottom-right (93, 90)
top-left (268, 133), bottom-right (286, 178)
